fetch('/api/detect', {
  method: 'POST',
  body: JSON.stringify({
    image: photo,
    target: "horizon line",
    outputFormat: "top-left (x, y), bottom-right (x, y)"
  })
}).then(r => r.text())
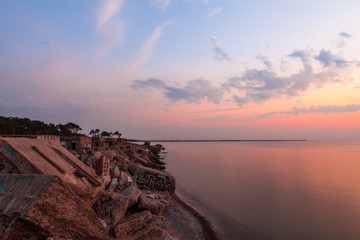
top-left (126, 139), bottom-right (307, 142)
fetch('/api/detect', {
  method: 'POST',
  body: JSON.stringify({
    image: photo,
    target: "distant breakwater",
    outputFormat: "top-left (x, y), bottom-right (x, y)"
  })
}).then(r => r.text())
top-left (127, 139), bottom-right (306, 143)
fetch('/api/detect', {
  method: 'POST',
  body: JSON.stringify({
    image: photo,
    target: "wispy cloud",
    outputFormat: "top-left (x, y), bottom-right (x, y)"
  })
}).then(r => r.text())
top-left (339, 32), bottom-right (352, 38)
top-left (131, 78), bottom-right (224, 104)
top-left (209, 36), bottom-right (231, 61)
top-left (260, 104), bottom-right (360, 117)
top-left (208, 6), bottom-right (221, 18)
top-left (204, 0), bottom-right (209, 5)
top-left (256, 55), bottom-right (273, 69)
top-left (97, 0), bottom-right (126, 55)
top-left (128, 20), bottom-right (172, 72)
top-left (150, 0), bottom-right (171, 11)
top-left (191, 115), bottom-right (232, 123)
top-left (315, 49), bottom-right (348, 68)
top-left (97, 0), bottom-right (124, 29)
top-left (337, 31), bottom-right (352, 48)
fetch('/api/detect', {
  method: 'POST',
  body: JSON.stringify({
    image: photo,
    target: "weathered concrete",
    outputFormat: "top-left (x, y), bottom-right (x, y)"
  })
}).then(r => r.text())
top-left (92, 192), bottom-right (129, 229)
top-left (0, 174), bottom-right (109, 240)
top-left (113, 210), bottom-right (152, 238)
top-left (0, 137), bottom-right (103, 202)
top-left (137, 192), bottom-right (172, 215)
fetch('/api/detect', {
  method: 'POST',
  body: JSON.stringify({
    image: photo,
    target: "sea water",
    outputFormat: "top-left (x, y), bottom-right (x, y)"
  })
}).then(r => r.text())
top-left (162, 141), bottom-right (360, 240)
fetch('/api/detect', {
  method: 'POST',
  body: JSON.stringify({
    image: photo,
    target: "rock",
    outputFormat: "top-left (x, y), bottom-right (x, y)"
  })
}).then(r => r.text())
top-left (137, 193), bottom-right (171, 215)
top-left (134, 226), bottom-right (166, 240)
top-left (135, 166), bottom-right (176, 194)
top-left (95, 156), bottom-right (110, 176)
top-left (6, 175), bottom-right (109, 240)
top-left (92, 192), bottom-right (129, 229)
top-left (107, 178), bottom-right (118, 192)
top-left (120, 171), bottom-right (132, 181)
top-left (113, 211), bottom-right (152, 238)
top-left (119, 157), bottom-right (128, 171)
top-left (117, 178), bottom-right (131, 191)
top-left (94, 151), bottom-right (102, 159)
top-left (120, 185), bottom-right (141, 208)
top-left (110, 166), bottom-right (120, 178)
top-left (101, 175), bottom-right (111, 187)
top-left (128, 164), bottom-right (137, 176)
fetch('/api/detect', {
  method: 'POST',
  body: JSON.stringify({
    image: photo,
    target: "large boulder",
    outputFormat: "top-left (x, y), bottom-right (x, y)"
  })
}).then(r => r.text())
top-left (113, 211), bottom-right (152, 238)
top-left (107, 178), bottom-right (118, 192)
top-left (92, 192), bottom-right (129, 229)
top-left (115, 171), bottom-right (133, 191)
top-left (134, 166), bottom-right (175, 194)
top-left (120, 185), bottom-right (141, 208)
top-left (110, 166), bottom-right (120, 178)
top-left (137, 192), bottom-right (172, 215)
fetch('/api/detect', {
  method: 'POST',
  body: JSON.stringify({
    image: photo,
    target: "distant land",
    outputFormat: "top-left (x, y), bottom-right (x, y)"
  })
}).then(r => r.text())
top-left (127, 139), bottom-right (307, 143)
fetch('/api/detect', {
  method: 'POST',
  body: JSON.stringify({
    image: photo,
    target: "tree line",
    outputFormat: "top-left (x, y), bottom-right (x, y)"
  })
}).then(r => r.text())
top-left (88, 129), bottom-right (121, 138)
top-left (0, 116), bottom-right (121, 138)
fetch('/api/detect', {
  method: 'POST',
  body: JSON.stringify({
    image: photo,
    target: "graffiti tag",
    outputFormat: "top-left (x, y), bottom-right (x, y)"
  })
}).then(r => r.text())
top-left (3, 144), bottom-right (17, 163)
top-left (136, 173), bottom-right (170, 192)
top-left (12, 176), bottom-right (23, 184)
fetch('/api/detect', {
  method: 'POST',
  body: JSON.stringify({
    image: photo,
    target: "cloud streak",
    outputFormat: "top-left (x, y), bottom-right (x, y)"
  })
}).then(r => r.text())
top-left (191, 115), bottom-right (232, 123)
top-left (260, 104), bottom-right (360, 117)
top-left (337, 31), bottom-right (352, 48)
top-left (210, 36), bottom-right (231, 61)
top-left (339, 32), bottom-right (352, 38)
top-left (131, 78), bottom-right (224, 104)
top-left (97, 0), bottom-right (126, 55)
top-left (256, 55), bottom-right (273, 69)
top-left (128, 20), bottom-right (172, 72)
top-left (150, 0), bottom-right (171, 11)
top-left (97, 0), bottom-right (125, 29)
top-left (208, 7), bottom-right (222, 18)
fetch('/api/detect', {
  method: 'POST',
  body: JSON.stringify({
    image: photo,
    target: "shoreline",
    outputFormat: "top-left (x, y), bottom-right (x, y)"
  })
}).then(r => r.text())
top-left (128, 139), bottom-right (306, 143)
top-left (171, 193), bottom-right (220, 240)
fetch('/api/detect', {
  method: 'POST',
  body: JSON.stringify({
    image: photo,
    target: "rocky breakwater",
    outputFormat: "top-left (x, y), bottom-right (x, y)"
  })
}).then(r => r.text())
top-left (72, 140), bottom-right (218, 240)
top-left (0, 137), bottom-right (218, 239)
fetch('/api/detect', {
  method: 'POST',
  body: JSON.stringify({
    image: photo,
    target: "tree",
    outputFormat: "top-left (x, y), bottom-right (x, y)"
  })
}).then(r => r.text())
top-left (64, 122), bottom-right (82, 136)
top-left (94, 129), bottom-right (101, 137)
top-left (113, 131), bottom-right (122, 138)
top-left (89, 129), bottom-right (95, 137)
top-left (100, 131), bottom-right (111, 138)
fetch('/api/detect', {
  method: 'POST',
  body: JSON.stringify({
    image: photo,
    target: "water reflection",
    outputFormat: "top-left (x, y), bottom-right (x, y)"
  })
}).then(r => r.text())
top-left (163, 141), bottom-right (360, 240)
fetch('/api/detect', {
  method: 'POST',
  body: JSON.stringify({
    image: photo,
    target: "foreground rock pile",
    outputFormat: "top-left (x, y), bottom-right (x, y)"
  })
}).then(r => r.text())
top-left (80, 141), bottom-right (177, 239)
top-left (0, 137), bottom-right (218, 240)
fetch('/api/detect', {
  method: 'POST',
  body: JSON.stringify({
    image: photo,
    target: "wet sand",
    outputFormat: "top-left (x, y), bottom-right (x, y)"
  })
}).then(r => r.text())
top-left (163, 194), bottom-right (219, 240)
top-left (173, 186), bottom-right (272, 240)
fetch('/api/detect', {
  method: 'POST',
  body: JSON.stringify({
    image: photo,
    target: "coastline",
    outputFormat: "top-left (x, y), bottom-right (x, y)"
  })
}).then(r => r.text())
top-left (0, 136), bottom-right (224, 239)
top-left (166, 193), bottom-right (220, 240)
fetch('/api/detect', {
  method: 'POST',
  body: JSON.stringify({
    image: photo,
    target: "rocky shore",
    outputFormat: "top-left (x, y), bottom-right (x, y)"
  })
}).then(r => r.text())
top-left (0, 136), bottom-right (219, 240)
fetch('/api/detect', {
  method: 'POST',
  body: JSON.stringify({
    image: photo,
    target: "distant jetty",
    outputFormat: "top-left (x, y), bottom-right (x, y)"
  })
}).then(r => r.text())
top-left (127, 139), bottom-right (307, 143)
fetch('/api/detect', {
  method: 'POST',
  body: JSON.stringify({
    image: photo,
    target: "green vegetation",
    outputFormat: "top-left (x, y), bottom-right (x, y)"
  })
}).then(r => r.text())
top-left (0, 116), bottom-right (121, 138)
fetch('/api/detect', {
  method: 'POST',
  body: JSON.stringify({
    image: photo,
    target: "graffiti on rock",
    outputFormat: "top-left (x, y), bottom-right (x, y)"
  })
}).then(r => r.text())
top-left (0, 184), bottom-right (4, 192)
top-left (136, 173), bottom-right (170, 192)
top-left (3, 144), bottom-right (17, 163)
top-left (12, 176), bottom-right (23, 184)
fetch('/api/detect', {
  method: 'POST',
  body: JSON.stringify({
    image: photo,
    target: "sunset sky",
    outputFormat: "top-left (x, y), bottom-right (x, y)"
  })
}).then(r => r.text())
top-left (1, 0), bottom-right (360, 140)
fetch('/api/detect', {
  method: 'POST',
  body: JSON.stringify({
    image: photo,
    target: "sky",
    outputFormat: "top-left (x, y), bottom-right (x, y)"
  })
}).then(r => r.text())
top-left (1, 0), bottom-right (360, 140)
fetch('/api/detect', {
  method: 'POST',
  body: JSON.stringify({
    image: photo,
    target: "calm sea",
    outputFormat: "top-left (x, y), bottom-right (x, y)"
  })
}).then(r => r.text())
top-left (161, 141), bottom-right (360, 240)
